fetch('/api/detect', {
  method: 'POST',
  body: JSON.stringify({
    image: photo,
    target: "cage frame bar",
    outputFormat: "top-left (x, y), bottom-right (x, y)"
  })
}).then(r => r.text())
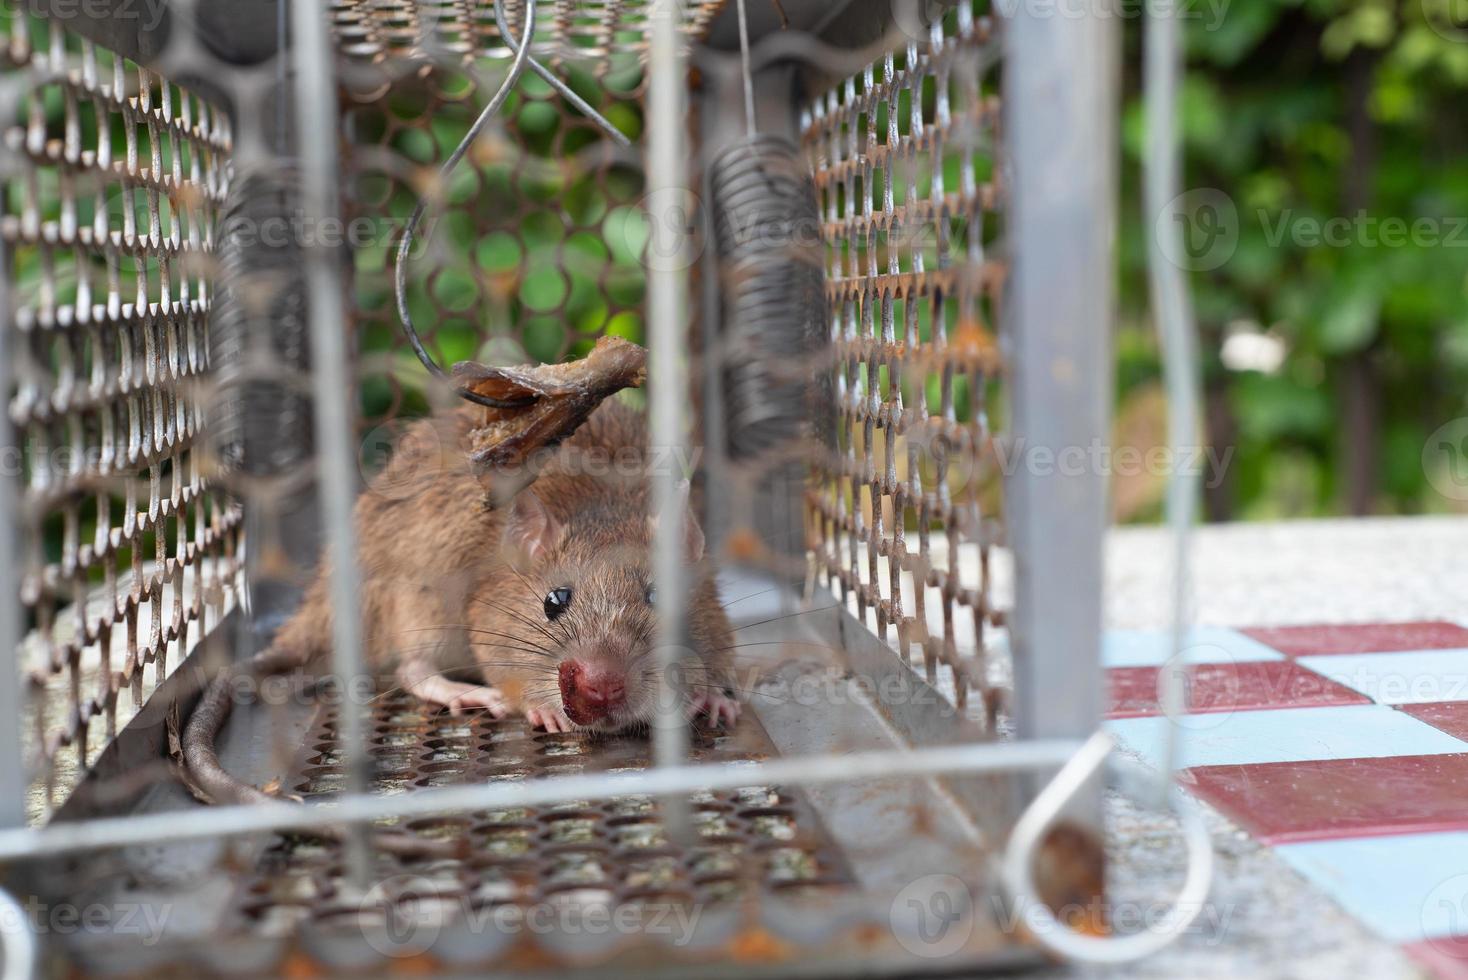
top-left (1002, 0), bottom-right (1117, 807)
top-left (0, 4), bottom-right (1147, 971)
top-left (0, 736), bottom-right (1084, 861)
top-left (0, 213), bottom-right (23, 829)
top-left (289, 0), bottom-right (373, 883)
top-left (646, 0), bottom-right (694, 826)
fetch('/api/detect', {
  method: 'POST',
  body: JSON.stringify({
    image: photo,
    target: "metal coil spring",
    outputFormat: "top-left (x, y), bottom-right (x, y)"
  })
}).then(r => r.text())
top-left (709, 133), bottom-right (829, 460)
top-left (209, 168), bottom-right (315, 475)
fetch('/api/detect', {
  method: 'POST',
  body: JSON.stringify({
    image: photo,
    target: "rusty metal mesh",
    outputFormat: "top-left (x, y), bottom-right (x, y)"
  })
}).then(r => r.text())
top-left (800, 6), bottom-right (1006, 721)
top-left (218, 13), bottom-right (856, 946)
top-left (0, 6), bottom-right (242, 817)
top-left (235, 687), bottom-right (851, 940)
top-left (0, 3), bottom-right (1052, 974)
top-left (330, 0), bottom-right (725, 68)
top-left (332, 0), bottom-right (723, 433)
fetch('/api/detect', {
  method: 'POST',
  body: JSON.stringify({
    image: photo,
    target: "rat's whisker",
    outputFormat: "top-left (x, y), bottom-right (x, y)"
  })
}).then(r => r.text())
top-left (458, 657), bottom-right (561, 676)
top-left (730, 606), bottom-right (840, 632)
top-left (393, 638), bottom-right (556, 662)
top-left (718, 585), bottom-right (783, 608)
top-left (455, 656), bottom-right (560, 671)
top-left (472, 595), bottom-right (562, 645)
top-left (459, 628), bottom-right (562, 658)
top-left (681, 681), bottom-right (778, 702)
top-left (708, 639), bottom-right (844, 654)
top-left (397, 624), bottom-right (557, 656)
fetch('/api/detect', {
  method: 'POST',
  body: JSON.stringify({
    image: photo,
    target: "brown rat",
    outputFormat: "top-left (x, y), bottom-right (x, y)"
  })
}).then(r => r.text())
top-left (330, 393), bottom-right (740, 732)
top-left (184, 339), bottom-right (738, 810)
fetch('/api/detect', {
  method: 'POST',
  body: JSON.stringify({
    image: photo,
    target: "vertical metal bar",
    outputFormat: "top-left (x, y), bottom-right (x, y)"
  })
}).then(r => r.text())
top-left (647, 0), bottom-right (691, 836)
top-left (1147, 0), bottom-right (1200, 802)
top-left (289, 0), bottom-right (372, 883)
top-left (697, 191), bottom-right (729, 557)
top-left (0, 225), bottom-right (28, 829)
top-left (276, 0), bottom-right (289, 154)
top-left (0, 82), bottom-right (39, 973)
top-left (734, 0), bottom-right (757, 138)
top-left (1003, 0), bottom-right (1117, 844)
top-left (0, 884), bottom-right (38, 980)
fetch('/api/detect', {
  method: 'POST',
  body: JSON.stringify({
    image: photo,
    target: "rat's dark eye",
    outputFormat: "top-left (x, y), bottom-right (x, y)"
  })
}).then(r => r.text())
top-left (544, 586), bottom-right (572, 621)
top-left (644, 583), bottom-right (656, 606)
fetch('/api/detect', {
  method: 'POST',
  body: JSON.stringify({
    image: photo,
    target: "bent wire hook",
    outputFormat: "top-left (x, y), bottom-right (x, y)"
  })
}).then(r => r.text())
top-left (999, 0), bottom-right (1217, 962)
top-left (394, 0), bottom-right (631, 411)
top-left (1000, 732), bottom-right (1215, 965)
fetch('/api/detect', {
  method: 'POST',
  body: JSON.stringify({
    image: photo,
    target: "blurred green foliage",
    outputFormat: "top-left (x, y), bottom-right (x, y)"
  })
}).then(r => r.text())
top-left (1116, 0), bottom-right (1468, 520)
top-left (352, 59), bottom-right (651, 427)
top-left (12, 0), bottom-right (1465, 522)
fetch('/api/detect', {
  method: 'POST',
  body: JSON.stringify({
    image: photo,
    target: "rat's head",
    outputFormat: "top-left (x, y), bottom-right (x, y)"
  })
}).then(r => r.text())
top-left (498, 485), bottom-right (706, 731)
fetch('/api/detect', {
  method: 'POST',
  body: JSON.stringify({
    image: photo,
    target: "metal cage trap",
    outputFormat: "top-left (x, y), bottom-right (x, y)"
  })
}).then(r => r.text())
top-left (0, 0), bottom-right (1214, 976)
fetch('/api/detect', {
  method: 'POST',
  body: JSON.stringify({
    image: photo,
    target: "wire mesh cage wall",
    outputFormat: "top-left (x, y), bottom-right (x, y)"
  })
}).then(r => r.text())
top-left (800, 5), bottom-right (1008, 724)
top-left (0, 0), bottom-right (1120, 975)
top-left (0, 6), bottom-right (243, 818)
top-left (334, 1), bottom-right (703, 426)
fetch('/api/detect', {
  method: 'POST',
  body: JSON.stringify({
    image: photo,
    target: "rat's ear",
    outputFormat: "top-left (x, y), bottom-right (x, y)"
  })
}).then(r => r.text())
top-left (647, 481), bottom-right (705, 563)
top-left (503, 487), bottom-right (562, 564)
top-left (450, 361), bottom-right (555, 406)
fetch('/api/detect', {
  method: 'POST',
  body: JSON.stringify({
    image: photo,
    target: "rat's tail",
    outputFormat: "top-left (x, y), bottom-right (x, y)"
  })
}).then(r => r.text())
top-left (182, 635), bottom-right (320, 808)
top-left (183, 570), bottom-right (335, 805)
top-left (180, 606), bottom-right (459, 857)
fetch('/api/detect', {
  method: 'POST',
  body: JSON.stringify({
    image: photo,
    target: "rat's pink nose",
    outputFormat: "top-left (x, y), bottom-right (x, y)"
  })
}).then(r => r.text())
top-left (580, 673), bottom-right (625, 707)
top-left (559, 660), bottom-right (626, 721)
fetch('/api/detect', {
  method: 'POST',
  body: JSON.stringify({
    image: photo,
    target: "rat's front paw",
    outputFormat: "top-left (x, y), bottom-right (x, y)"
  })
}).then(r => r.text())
top-left (688, 690), bottom-right (741, 729)
top-left (407, 674), bottom-right (510, 718)
top-left (526, 705), bottom-right (575, 733)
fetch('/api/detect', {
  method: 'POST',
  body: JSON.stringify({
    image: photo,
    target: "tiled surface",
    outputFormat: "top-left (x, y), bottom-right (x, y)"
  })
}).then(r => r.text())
top-left (1402, 702), bottom-right (1468, 741)
top-left (1405, 937), bottom-right (1468, 980)
top-left (1241, 621), bottom-right (1468, 657)
top-left (1106, 660), bottom-right (1368, 719)
top-left (1272, 833), bottom-right (1468, 943)
top-left (1104, 620), bottom-right (1468, 978)
top-left (1106, 703), bottom-right (1467, 769)
top-left (1101, 626), bottom-right (1284, 667)
top-left (1297, 649), bottom-right (1468, 705)
top-left (1185, 754), bottom-right (1468, 844)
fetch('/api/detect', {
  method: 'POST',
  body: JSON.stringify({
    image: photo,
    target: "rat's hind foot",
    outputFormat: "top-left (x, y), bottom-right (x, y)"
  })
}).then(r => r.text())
top-left (400, 669), bottom-right (510, 718)
top-left (525, 705), bottom-right (574, 733)
top-left (689, 690), bottom-right (741, 729)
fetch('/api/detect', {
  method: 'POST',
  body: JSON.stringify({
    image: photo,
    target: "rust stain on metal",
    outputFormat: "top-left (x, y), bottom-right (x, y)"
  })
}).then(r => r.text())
top-left (1031, 820), bottom-right (1107, 932)
top-left (728, 927), bottom-right (792, 962)
top-left (279, 952), bottom-right (323, 978)
top-left (229, 687), bottom-right (854, 943)
top-left (3, 15), bottom-right (243, 816)
top-left (800, 8), bottom-right (1008, 718)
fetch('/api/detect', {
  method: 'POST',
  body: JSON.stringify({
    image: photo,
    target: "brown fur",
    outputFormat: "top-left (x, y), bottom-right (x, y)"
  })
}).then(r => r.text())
top-left (268, 398), bottom-right (734, 726)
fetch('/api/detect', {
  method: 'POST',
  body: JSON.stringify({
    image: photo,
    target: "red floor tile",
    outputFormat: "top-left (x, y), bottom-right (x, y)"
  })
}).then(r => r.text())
top-left (1400, 702), bottom-right (1468, 741)
top-left (1404, 937), bottom-right (1468, 980)
top-left (1106, 660), bottom-right (1369, 719)
top-left (1184, 754), bottom-right (1468, 845)
top-left (1241, 621), bottom-right (1468, 657)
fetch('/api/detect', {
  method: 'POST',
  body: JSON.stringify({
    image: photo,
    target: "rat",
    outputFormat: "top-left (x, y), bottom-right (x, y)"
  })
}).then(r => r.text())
top-left (184, 338), bottom-right (740, 810)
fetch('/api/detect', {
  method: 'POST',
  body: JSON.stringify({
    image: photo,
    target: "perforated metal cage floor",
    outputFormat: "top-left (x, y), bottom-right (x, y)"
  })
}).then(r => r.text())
top-left (236, 688), bottom-right (855, 937)
top-left (21, 598), bottom-right (1040, 979)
